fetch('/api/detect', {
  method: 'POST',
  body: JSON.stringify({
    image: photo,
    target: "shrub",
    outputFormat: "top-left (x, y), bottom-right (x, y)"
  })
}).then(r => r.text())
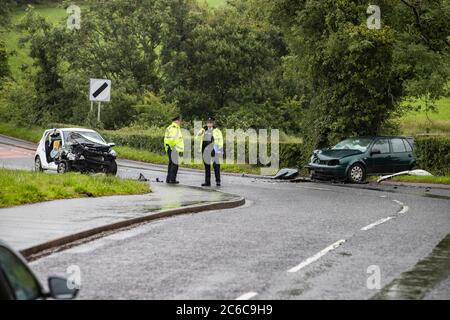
top-left (414, 136), bottom-right (450, 175)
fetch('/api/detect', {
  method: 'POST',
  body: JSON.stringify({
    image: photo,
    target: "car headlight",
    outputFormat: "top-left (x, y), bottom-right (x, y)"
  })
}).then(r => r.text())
top-left (109, 149), bottom-right (117, 157)
top-left (328, 159), bottom-right (340, 166)
top-left (67, 153), bottom-right (76, 161)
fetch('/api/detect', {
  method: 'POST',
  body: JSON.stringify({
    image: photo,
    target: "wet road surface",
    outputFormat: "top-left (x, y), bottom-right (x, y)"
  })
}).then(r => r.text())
top-left (0, 138), bottom-right (449, 299)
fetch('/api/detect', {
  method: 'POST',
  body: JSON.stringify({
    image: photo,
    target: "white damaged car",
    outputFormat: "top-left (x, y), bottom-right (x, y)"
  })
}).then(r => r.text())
top-left (34, 128), bottom-right (118, 175)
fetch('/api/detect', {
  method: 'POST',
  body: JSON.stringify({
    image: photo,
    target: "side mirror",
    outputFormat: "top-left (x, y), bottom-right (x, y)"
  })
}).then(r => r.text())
top-left (108, 142), bottom-right (116, 147)
top-left (371, 148), bottom-right (381, 155)
top-left (47, 276), bottom-right (78, 300)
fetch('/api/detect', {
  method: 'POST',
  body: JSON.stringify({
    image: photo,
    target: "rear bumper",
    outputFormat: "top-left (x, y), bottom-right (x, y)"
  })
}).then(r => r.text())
top-left (306, 163), bottom-right (347, 180)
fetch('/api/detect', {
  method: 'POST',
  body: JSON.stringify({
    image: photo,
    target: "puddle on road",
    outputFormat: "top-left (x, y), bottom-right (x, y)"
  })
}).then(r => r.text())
top-left (371, 233), bottom-right (450, 300)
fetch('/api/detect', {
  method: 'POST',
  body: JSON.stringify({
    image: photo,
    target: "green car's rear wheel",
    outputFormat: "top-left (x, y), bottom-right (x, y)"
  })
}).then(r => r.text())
top-left (348, 163), bottom-right (366, 183)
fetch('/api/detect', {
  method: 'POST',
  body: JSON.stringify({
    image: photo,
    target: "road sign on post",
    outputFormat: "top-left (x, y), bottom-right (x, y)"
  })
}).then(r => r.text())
top-left (89, 79), bottom-right (111, 122)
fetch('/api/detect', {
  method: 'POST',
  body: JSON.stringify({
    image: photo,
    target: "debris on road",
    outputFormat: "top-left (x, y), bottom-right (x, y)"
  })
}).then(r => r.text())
top-left (377, 169), bottom-right (433, 183)
top-left (272, 168), bottom-right (299, 180)
top-left (138, 173), bottom-right (149, 182)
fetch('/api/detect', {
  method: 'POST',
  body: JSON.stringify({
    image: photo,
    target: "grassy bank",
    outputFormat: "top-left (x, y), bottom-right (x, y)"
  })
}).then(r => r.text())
top-left (3, 1), bottom-right (226, 79)
top-left (390, 175), bottom-right (450, 186)
top-left (399, 97), bottom-right (450, 135)
top-left (115, 146), bottom-right (261, 175)
top-left (0, 168), bottom-right (151, 208)
top-left (0, 122), bottom-right (42, 142)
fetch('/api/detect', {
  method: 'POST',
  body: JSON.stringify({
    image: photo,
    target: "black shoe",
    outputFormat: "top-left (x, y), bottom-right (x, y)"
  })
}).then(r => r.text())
top-left (216, 182), bottom-right (221, 186)
top-left (167, 181), bottom-right (179, 184)
top-left (201, 183), bottom-right (211, 187)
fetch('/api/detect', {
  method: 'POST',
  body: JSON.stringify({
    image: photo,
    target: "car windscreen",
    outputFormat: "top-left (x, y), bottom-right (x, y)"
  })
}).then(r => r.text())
top-left (65, 131), bottom-right (106, 145)
top-left (332, 138), bottom-right (373, 152)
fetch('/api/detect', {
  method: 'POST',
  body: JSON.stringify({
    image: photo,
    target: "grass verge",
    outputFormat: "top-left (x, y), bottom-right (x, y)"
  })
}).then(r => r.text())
top-left (0, 122), bottom-right (42, 142)
top-left (399, 97), bottom-right (450, 135)
top-left (389, 175), bottom-right (450, 186)
top-left (0, 168), bottom-right (151, 208)
top-left (115, 146), bottom-right (261, 175)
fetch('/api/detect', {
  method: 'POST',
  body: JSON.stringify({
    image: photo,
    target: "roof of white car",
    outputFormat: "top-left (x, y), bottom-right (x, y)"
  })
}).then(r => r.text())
top-left (56, 128), bottom-right (97, 132)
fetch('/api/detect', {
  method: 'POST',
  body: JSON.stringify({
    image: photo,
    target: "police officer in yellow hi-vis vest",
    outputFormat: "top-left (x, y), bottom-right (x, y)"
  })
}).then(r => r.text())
top-left (164, 115), bottom-right (184, 184)
top-left (195, 117), bottom-right (223, 186)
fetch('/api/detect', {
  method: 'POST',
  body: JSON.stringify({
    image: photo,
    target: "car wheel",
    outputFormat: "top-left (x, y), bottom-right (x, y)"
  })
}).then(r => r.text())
top-left (347, 163), bottom-right (366, 183)
top-left (35, 156), bottom-right (43, 172)
top-left (57, 161), bottom-right (70, 174)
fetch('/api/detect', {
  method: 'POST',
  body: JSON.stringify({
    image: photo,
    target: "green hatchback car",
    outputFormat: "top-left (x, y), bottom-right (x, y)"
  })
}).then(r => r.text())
top-left (306, 136), bottom-right (416, 183)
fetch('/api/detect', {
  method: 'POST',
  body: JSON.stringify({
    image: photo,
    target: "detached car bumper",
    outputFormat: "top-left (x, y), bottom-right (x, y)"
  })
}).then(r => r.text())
top-left (306, 163), bottom-right (347, 180)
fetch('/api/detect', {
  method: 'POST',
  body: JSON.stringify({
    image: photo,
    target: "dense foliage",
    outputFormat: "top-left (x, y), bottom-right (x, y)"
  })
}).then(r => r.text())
top-left (0, 0), bottom-right (449, 168)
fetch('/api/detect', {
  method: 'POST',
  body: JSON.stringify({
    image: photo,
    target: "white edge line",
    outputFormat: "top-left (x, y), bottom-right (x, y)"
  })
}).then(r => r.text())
top-left (361, 216), bottom-right (393, 231)
top-left (235, 292), bottom-right (258, 300)
top-left (287, 239), bottom-right (346, 273)
top-left (392, 199), bottom-right (404, 206)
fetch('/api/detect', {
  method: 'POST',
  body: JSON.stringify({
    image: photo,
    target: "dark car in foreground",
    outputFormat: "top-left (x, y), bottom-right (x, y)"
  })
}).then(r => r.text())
top-left (306, 136), bottom-right (416, 183)
top-left (0, 240), bottom-right (78, 300)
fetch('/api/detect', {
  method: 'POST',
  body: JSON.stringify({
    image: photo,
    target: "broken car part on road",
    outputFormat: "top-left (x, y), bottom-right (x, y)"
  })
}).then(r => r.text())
top-left (377, 169), bottom-right (433, 183)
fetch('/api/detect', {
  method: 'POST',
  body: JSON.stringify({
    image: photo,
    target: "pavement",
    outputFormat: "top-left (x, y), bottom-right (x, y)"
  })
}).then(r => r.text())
top-left (0, 141), bottom-right (243, 256)
top-left (0, 135), bottom-right (449, 300)
top-left (0, 182), bottom-right (241, 253)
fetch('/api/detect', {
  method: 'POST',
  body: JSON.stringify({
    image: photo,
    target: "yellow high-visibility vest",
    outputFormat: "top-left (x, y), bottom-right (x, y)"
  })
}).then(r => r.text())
top-left (195, 127), bottom-right (223, 153)
top-left (164, 122), bottom-right (184, 153)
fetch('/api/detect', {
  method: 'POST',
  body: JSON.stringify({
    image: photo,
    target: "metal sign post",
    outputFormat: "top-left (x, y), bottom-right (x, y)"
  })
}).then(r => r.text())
top-left (97, 102), bottom-right (101, 122)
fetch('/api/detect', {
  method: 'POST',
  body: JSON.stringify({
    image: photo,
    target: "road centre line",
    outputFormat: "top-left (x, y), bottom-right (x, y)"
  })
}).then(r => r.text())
top-left (398, 206), bottom-right (409, 214)
top-left (361, 217), bottom-right (393, 231)
top-left (287, 239), bottom-right (346, 273)
top-left (235, 292), bottom-right (258, 300)
top-left (361, 199), bottom-right (409, 231)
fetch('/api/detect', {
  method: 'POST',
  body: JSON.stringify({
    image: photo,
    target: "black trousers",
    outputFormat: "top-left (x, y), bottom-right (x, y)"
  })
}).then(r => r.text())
top-left (203, 149), bottom-right (220, 184)
top-left (166, 147), bottom-right (179, 183)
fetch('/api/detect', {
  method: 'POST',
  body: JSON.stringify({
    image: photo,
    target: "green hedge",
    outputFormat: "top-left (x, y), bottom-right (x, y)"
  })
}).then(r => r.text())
top-left (101, 128), bottom-right (165, 153)
top-left (101, 128), bottom-right (305, 169)
top-left (414, 136), bottom-right (450, 175)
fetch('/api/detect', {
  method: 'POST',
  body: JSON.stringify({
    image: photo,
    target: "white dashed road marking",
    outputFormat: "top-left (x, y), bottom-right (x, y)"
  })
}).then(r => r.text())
top-left (287, 239), bottom-right (346, 273)
top-left (360, 199), bottom-right (409, 231)
top-left (361, 217), bottom-right (393, 231)
top-left (398, 206), bottom-right (409, 214)
top-left (235, 292), bottom-right (258, 300)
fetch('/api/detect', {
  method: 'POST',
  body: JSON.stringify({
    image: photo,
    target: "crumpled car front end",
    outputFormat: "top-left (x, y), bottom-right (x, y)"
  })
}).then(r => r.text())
top-left (306, 149), bottom-right (362, 181)
top-left (57, 131), bottom-right (118, 175)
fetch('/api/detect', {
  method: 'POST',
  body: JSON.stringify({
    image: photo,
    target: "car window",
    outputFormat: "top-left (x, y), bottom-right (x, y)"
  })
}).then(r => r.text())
top-left (372, 139), bottom-right (390, 154)
top-left (0, 246), bottom-right (41, 300)
top-left (403, 139), bottom-right (413, 152)
top-left (65, 131), bottom-right (105, 145)
top-left (332, 138), bottom-right (373, 152)
top-left (391, 138), bottom-right (406, 153)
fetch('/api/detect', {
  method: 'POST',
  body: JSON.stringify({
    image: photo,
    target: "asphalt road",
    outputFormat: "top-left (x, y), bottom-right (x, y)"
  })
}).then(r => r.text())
top-left (0, 139), bottom-right (449, 299)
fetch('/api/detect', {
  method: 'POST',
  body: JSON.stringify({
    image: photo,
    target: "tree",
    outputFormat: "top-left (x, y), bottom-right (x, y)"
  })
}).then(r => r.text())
top-left (18, 6), bottom-right (72, 124)
top-left (64, 0), bottom-right (169, 92)
top-left (270, 0), bottom-right (450, 147)
top-left (161, 0), bottom-right (288, 124)
top-left (0, 40), bottom-right (10, 84)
